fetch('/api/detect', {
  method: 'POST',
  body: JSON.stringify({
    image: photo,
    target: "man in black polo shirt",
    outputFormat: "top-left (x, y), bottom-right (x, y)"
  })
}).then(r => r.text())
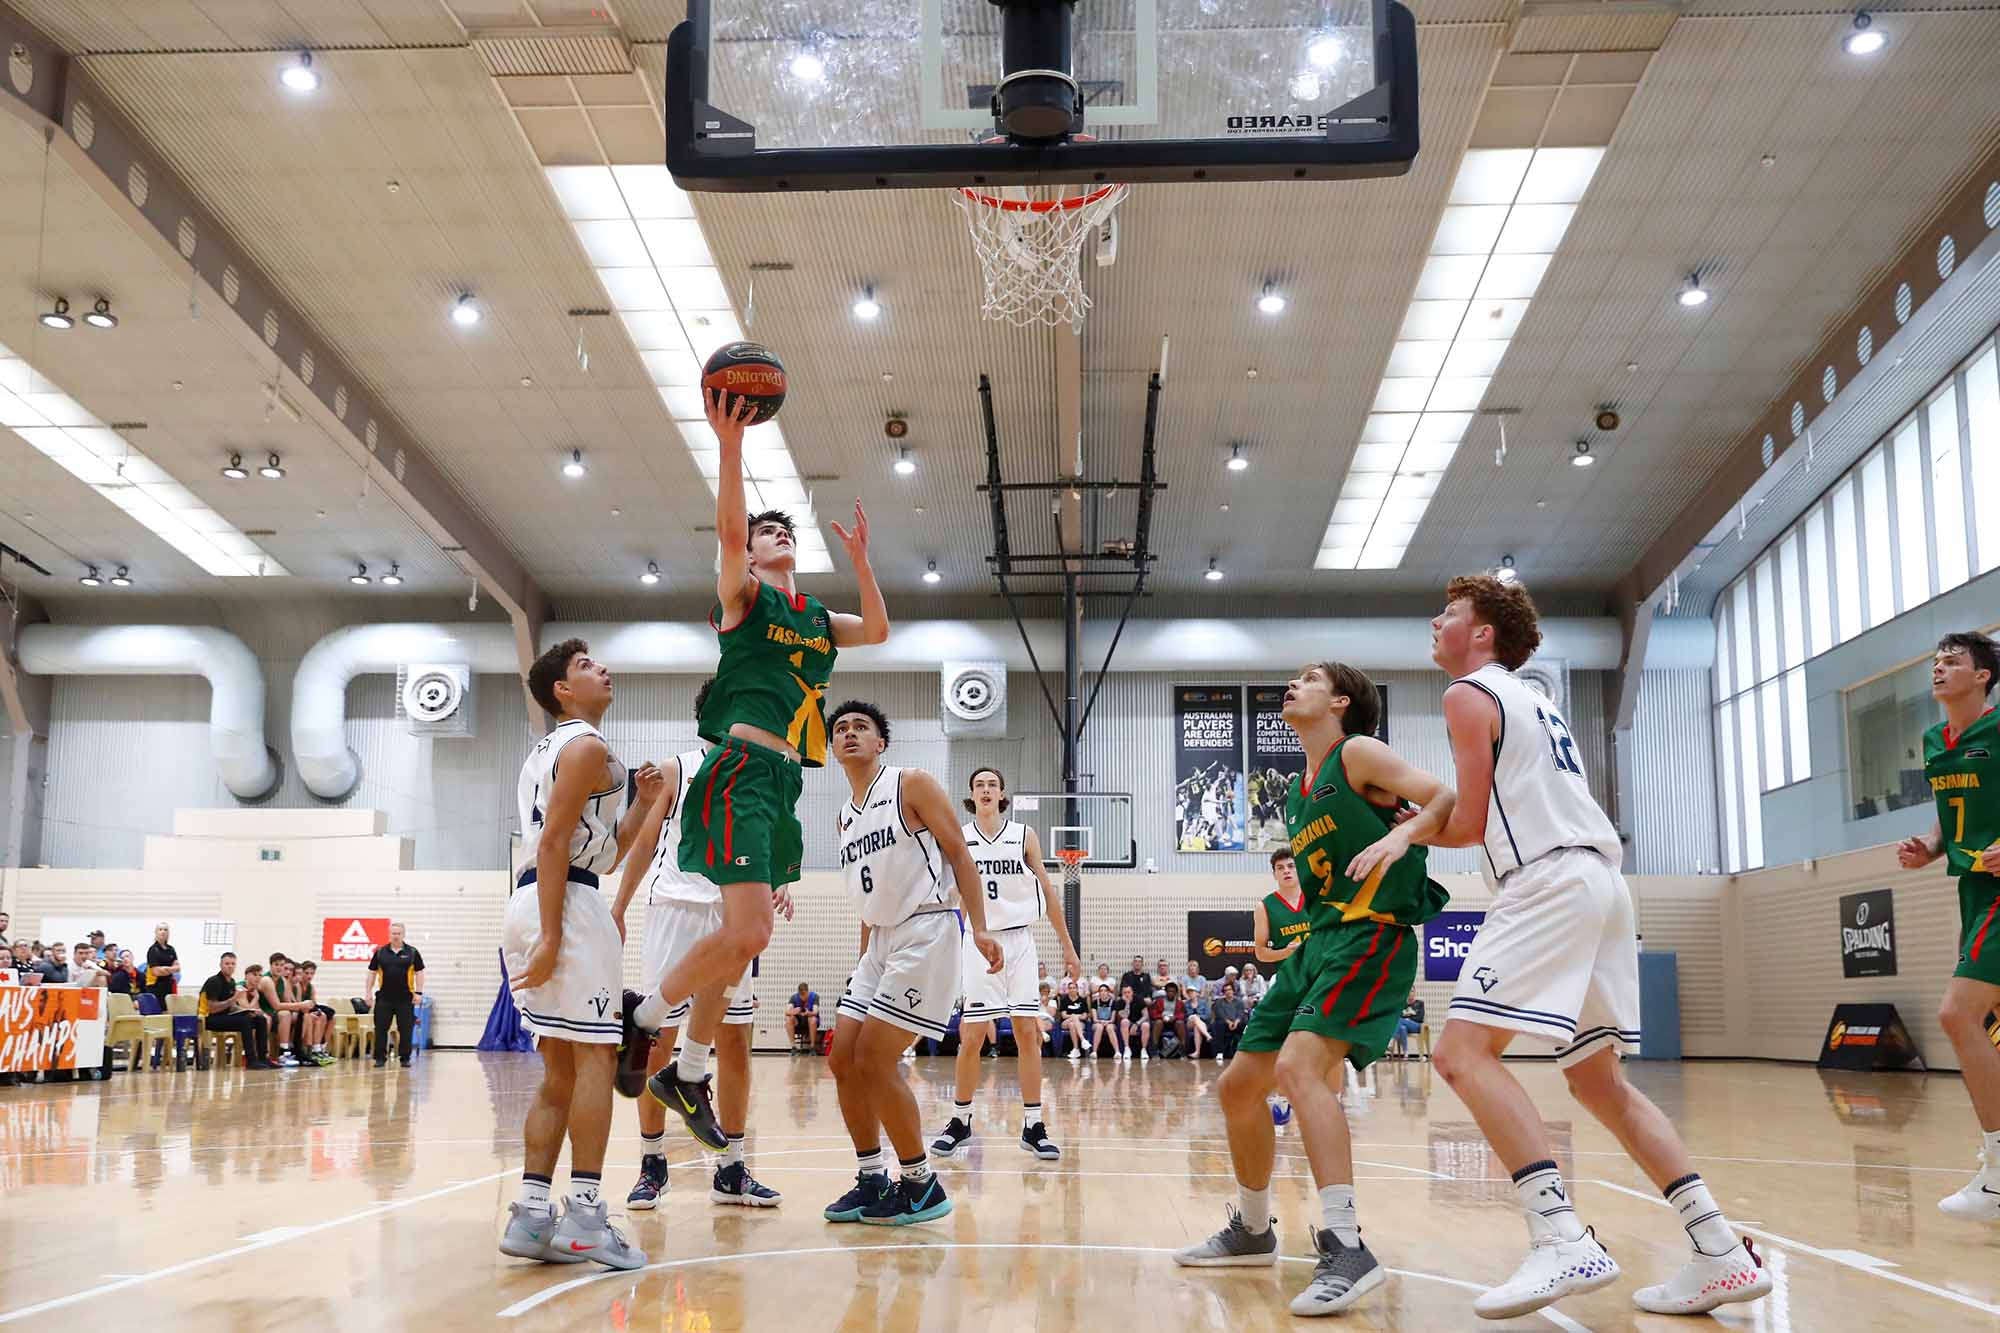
top-left (1118, 954), bottom-right (1153, 1004)
top-left (144, 924), bottom-right (181, 1000)
top-left (364, 923), bottom-right (425, 1067)
top-left (201, 952), bottom-right (275, 1069)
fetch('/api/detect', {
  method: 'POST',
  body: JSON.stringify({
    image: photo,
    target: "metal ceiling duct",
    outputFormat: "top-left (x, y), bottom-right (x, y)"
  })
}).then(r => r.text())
top-left (17, 624), bottom-right (280, 802)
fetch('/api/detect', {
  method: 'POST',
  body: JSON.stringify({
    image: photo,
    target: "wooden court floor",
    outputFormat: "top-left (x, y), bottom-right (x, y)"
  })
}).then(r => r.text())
top-left (2, 1052), bottom-right (1997, 1330)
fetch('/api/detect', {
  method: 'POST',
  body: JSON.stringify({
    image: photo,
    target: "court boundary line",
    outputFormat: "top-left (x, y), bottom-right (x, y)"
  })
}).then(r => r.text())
top-left (1583, 1178), bottom-right (2000, 1319)
top-left (493, 1242), bottom-right (1591, 1329)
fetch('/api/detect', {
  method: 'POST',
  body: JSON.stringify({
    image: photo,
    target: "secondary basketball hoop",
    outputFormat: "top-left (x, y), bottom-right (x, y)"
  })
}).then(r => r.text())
top-left (954, 179), bottom-right (1128, 329)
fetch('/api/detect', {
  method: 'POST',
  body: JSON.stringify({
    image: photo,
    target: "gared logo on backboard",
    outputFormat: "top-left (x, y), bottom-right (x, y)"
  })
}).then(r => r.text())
top-left (321, 917), bottom-right (390, 963)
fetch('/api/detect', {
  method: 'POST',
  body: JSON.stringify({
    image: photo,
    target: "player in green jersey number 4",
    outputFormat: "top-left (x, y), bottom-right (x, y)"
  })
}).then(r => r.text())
top-left (1176, 661), bottom-right (1455, 1317)
top-left (1897, 630), bottom-right (2000, 1223)
top-left (635, 389), bottom-right (891, 1148)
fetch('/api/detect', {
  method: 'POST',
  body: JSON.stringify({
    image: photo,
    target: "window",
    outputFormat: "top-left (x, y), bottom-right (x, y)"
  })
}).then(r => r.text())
top-left (1930, 385), bottom-right (1968, 594)
top-left (1713, 590), bottom-right (1734, 701)
top-left (1778, 531), bottom-right (1805, 669)
top-left (1732, 580), bottom-right (1754, 695)
top-left (1832, 477), bottom-right (1862, 644)
top-left (1892, 418), bottom-right (1929, 613)
top-left (1754, 555), bottom-right (1778, 680)
top-left (1737, 697), bottom-right (1763, 867)
top-left (1804, 504), bottom-right (1832, 657)
top-left (1718, 701), bottom-right (1742, 872)
top-left (1860, 447), bottom-right (1894, 629)
top-left (1968, 345), bottom-right (2000, 575)
top-left (1760, 679), bottom-right (1784, 789)
top-left (1786, 668), bottom-right (1810, 782)
top-left (1845, 657), bottom-right (1943, 818)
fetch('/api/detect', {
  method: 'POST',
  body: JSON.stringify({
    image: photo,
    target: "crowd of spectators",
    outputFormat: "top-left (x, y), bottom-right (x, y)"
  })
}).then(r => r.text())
top-left (997, 954), bottom-right (1279, 1063)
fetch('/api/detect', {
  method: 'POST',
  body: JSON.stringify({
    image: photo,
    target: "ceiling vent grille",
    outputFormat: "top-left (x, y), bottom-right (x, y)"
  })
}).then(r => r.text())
top-left (470, 27), bottom-right (633, 77)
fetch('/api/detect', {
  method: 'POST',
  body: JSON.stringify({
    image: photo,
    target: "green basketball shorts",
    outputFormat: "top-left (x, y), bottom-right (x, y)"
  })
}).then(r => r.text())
top-left (675, 738), bottom-right (805, 889)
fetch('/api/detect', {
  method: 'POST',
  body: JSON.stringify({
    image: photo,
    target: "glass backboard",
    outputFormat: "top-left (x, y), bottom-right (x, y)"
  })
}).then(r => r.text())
top-left (1009, 791), bottom-right (1136, 869)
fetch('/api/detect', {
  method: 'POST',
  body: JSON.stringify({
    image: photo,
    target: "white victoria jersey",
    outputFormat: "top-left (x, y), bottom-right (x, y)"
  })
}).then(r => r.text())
top-left (838, 766), bottom-right (956, 928)
top-left (963, 819), bottom-right (1042, 930)
top-left (515, 718), bottom-right (629, 881)
top-left (1452, 662), bottom-right (1620, 879)
top-left (643, 748), bottom-right (714, 906)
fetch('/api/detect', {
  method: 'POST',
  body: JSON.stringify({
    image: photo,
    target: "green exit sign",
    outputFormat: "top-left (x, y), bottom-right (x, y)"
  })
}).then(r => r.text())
top-left (259, 848), bottom-right (282, 862)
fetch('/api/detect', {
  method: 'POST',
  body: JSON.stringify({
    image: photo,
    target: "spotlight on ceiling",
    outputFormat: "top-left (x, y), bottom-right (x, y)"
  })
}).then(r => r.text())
top-left (349, 563), bottom-right (371, 586)
top-left (790, 51), bottom-right (825, 81)
top-left (1497, 555), bottom-right (1519, 584)
top-left (451, 293), bottom-right (483, 327)
top-left (1843, 12), bottom-right (1886, 55)
top-left (893, 447), bottom-right (916, 476)
top-left (1225, 443), bottom-right (1249, 472)
top-left (562, 449), bottom-right (586, 479)
top-left (281, 51), bottom-right (320, 94)
top-left (109, 565), bottom-right (132, 587)
top-left (380, 562), bottom-right (403, 587)
top-left (258, 452), bottom-right (285, 479)
top-left (39, 297), bottom-right (73, 330)
top-left (923, 560), bottom-right (941, 585)
top-left (1307, 33), bottom-right (1343, 67)
top-left (1256, 282), bottom-right (1287, 315)
top-left (1205, 557), bottom-right (1225, 582)
top-left (853, 286), bottom-right (882, 321)
top-left (1677, 274), bottom-right (1710, 308)
top-left (639, 561), bottom-right (662, 586)
top-left (83, 298), bottom-right (118, 330)
top-left (1571, 440), bottom-right (1595, 468)
top-left (221, 453), bottom-right (249, 480)
top-left (78, 566), bottom-right (102, 588)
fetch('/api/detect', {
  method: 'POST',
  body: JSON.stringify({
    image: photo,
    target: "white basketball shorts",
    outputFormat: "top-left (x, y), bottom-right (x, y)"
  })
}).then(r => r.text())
top-left (836, 909), bottom-right (961, 1042)
top-left (1447, 847), bottom-right (1642, 1067)
top-left (960, 924), bottom-right (1042, 1022)
top-left (503, 877), bottom-right (623, 1045)
top-left (640, 897), bottom-right (754, 1027)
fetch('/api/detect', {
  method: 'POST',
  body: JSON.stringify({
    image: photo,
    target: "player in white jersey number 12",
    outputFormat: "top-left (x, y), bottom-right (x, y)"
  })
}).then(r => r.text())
top-left (1415, 576), bottom-right (1769, 1321)
top-left (498, 639), bottom-right (661, 1272)
top-left (932, 766), bottom-right (1082, 1163)
top-left (823, 701), bottom-right (1002, 1227)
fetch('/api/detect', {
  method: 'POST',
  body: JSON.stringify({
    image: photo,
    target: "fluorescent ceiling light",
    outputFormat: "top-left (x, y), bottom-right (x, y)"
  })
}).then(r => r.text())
top-left (572, 220), bottom-right (649, 267)
top-left (0, 342), bottom-right (286, 577)
top-left (281, 52), bottom-right (319, 94)
top-left (1319, 145), bottom-right (1603, 569)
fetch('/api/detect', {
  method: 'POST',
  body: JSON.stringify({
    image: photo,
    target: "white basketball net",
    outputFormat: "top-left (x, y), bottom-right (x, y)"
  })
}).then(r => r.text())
top-left (954, 183), bottom-right (1128, 330)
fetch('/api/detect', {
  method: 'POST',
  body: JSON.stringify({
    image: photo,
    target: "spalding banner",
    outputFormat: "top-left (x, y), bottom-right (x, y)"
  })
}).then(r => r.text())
top-left (1423, 911), bottom-right (1485, 981)
top-left (1188, 910), bottom-right (1257, 981)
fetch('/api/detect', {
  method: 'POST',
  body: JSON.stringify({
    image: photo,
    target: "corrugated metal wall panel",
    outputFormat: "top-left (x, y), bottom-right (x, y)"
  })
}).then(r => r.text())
top-left (1631, 668), bottom-right (1723, 874)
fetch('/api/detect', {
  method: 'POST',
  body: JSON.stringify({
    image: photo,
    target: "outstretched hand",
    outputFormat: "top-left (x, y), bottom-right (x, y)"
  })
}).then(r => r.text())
top-left (703, 388), bottom-right (757, 449)
top-left (1895, 834), bottom-right (1937, 870)
top-left (829, 499), bottom-right (870, 566)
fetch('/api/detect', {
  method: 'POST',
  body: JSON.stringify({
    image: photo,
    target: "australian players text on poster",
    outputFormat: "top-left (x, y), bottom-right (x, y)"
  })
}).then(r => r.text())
top-left (1839, 889), bottom-right (1897, 978)
top-left (1188, 910), bottom-right (1257, 980)
top-left (1423, 911), bottom-right (1485, 981)
top-left (1245, 683), bottom-right (1391, 853)
top-left (1174, 685), bottom-right (1246, 851)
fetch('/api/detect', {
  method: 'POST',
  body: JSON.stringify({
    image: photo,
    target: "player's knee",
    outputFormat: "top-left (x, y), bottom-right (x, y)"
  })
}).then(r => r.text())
top-left (725, 916), bottom-right (773, 961)
top-left (1430, 1032), bottom-right (1481, 1086)
top-left (827, 1039), bottom-right (855, 1081)
top-left (1938, 991), bottom-right (1984, 1036)
top-left (1272, 1050), bottom-right (1315, 1099)
top-left (1560, 1054), bottom-right (1620, 1108)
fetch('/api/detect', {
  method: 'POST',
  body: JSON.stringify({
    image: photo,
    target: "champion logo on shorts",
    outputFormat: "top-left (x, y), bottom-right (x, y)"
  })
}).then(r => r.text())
top-left (734, 855), bottom-right (751, 867)
top-left (1473, 966), bottom-right (1501, 993)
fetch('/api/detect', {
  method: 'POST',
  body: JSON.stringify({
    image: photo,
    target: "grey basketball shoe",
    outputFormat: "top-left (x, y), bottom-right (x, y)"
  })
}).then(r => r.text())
top-left (1289, 1228), bottom-right (1387, 1316)
top-left (1172, 1206), bottom-right (1279, 1267)
top-left (550, 1199), bottom-right (648, 1271)
top-left (498, 1202), bottom-right (586, 1264)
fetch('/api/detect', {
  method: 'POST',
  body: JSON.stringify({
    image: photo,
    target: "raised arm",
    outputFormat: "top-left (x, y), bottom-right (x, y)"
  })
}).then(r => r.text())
top-left (828, 499), bottom-right (890, 647)
top-left (709, 390), bottom-right (761, 627)
top-left (1340, 733), bottom-right (1459, 881)
top-left (903, 770), bottom-right (1001, 974)
top-left (612, 761), bottom-right (679, 930)
top-left (613, 761), bottom-right (666, 868)
top-left (1021, 826), bottom-right (1082, 977)
top-left (512, 733), bottom-right (608, 993)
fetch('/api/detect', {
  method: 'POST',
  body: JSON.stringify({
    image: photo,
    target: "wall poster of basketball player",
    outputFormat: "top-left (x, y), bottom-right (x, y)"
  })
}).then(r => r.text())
top-left (1173, 686), bottom-right (1246, 851)
top-left (1245, 684), bottom-right (1389, 852)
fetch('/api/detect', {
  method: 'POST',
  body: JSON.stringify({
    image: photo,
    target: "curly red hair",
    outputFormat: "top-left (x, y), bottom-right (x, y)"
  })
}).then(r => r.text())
top-left (1445, 574), bottom-right (1543, 671)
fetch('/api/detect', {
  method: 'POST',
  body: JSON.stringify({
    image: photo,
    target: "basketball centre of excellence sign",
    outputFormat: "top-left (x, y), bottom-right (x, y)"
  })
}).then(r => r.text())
top-left (1839, 889), bottom-right (1896, 979)
top-left (323, 917), bottom-right (392, 963)
top-left (1189, 910), bottom-right (1257, 981)
top-left (1423, 911), bottom-right (1485, 981)
top-left (0, 984), bottom-right (107, 1073)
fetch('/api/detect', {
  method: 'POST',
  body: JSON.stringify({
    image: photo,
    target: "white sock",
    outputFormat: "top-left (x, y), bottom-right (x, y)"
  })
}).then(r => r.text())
top-left (900, 1152), bottom-right (933, 1184)
top-left (1512, 1160), bottom-right (1585, 1242)
top-left (568, 1172), bottom-right (601, 1209)
top-left (1663, 1174), bottom-right (1737, 1257)
top-left (1239, 1184), bottom-right (1272, 1234)
top-left (1983, 1128), bottom-right (2000, 1164)
top-left (634, 991), bottom-right (673, 1031)
top-left (1023, 1102), bottom-right (1043, 1131)
top-left (520, 1173), bottom-right (553, 1211)
top-left (953, 1099), bottom-right (973, 1126)
top-left (857, 1147), bottom-right (886, 1177)
top-left (675, 1039), bottom-right (711, 1082)
top-left (724, 1133), bottom-right (745, 1166)
top-left (1319, 1183), bottom-right (1359, 1246)
top-left (639, 1132), bottom-right (665, 1159)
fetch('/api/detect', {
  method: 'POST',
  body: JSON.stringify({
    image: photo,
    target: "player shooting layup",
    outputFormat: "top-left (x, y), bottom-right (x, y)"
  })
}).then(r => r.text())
top-left (1421, 575), bottom-right (1769, 1320)
top-left (630, 389), bottom-right (889, 1146)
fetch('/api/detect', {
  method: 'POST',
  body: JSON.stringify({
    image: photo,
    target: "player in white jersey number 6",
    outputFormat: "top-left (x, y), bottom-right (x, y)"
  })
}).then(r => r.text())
top-left (1413, 576), bottom-right (1769, 1321)
top-left (823, 701), bottom-right (1003, 1227)
top-left (932, 765), bottom-right (1083, 1163)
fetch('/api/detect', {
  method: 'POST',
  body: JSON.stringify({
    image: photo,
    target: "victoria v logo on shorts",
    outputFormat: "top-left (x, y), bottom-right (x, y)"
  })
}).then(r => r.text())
top-left (1474, 966), bottom-right (1501, 993)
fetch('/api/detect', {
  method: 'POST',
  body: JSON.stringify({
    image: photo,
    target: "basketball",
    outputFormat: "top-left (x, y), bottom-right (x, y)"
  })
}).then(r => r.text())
top-left (701, 341), bottom-right (786, 425)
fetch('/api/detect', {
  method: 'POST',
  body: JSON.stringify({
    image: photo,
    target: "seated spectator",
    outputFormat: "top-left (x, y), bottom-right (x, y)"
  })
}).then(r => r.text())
top-left (1091, 962), bottom-right (1116, 996)
top-left (1180, 959), bottom-right (1208, 1003)
top-left (786, 982), bottom-right (821, 1054)
top-left (1210, 982), bottom-right (1245, 1060)
top-left (1159, 982), bottom-right (1185, 1058)
top-left (294, 961), bottom-right (337, 1065)
top-left (260, 955), bottom-right (315, 1068)
top-left (1146, 986), bottom-right (1169, 1057)
top-left (1036, 961), bottom-right (1052, 991)
top-left (1152, 958), bottom-right (1175, 997)
top-left (1180, 985), bottom-right (1211, 1060)
top-left (1089, 983), bottom-right (1124, 1059)
top-left (87, 930), bottom-right (107, 958)
top-left (69, 943), bottom-right (107, 988)
top-left (200, 953), bottom-right (275, 1069)
top-left (1058, 980), bottom-right (1089, 1059)
top-left (0, 908), bottom-right (9, 944)
top-left (1036, 981), bottom-right (1059, 1052)
top-left (1241, 961), bottom-right (1268, 1010)
top-left (36, 942), bottom-right (69, 985)
top-left (1119, 955), bottom-right (1153, 1004)
top-left (0, 943), bottom-right (14, 977)
top-left (1119, 983), bottom-right (1151, 1062)
top-left (1390, 990), bottom-right (1427, 1059)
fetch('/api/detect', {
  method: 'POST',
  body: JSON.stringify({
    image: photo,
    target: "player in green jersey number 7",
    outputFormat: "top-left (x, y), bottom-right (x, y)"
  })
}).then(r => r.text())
top-left (634, 389), bottom-right (890, 1149)
top-left (1897, 630), bottom-right (2000, 1223)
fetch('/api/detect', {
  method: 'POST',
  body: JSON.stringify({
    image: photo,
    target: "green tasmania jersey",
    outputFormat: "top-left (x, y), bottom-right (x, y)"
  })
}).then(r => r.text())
top-left (1286, 736), bottom-right (1448, 929)
top-left (1262, 887), bottom-right (1312, 960)
top-left (1925, 707), bottom-right (2000, 880)
top-left (701, 579), bottom-right (838, 766)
